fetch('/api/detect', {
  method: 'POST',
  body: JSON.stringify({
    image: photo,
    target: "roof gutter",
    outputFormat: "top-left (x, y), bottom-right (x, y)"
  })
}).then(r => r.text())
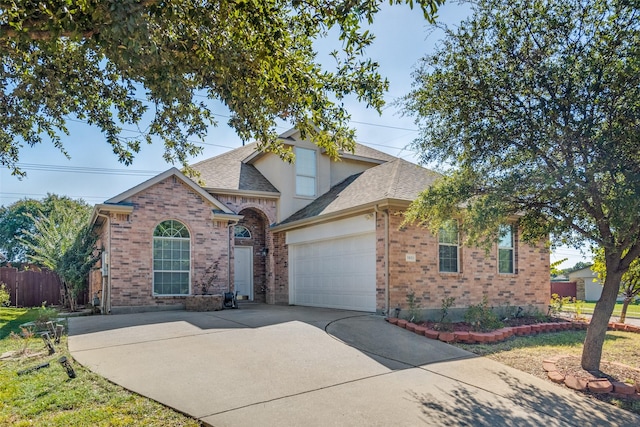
top-left (89, 204), bottom-right (134, 228)
top-left (270, 198), bottom-right (412, 233)
top-left (211, 212), bottom-right (244, 222)
top-left (204, 187), bottom-right (280, 199)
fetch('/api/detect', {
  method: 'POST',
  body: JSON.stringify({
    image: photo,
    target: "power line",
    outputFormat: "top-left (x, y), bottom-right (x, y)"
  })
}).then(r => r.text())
top-left (350, 120), bottom-right (418, 132)
top-left (15, 163), bottom-right (163, 176)
top-left (0, 192), bottom-right (108, 201)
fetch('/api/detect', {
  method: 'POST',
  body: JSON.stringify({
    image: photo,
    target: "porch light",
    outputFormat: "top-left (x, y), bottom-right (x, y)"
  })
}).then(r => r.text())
top-left (260, 247), bottom-right (269, 257)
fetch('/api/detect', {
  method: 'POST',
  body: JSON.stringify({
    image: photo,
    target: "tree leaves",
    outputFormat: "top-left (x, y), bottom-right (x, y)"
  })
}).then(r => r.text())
top-left (1, 0), bottom-right (444, 176)
top-left (401, 0), bottom-right (640, 371)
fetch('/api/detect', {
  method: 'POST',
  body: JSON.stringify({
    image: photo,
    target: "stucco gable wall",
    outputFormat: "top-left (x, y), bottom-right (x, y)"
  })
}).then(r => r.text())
top-left (378, 211), bottom-right (549, 319)
top-left (108, 176), bottom-right (230, 310)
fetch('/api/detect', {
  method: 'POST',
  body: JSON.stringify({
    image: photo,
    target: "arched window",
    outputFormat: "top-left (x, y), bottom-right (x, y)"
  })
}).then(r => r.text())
top-left (153, 220), bottom-right (190, 295)
top-left (234, 225), bottom-right (251, 239)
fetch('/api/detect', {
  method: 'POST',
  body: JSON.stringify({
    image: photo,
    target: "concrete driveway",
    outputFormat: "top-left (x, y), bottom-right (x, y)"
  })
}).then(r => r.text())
top-left (68, 304), bottom-right (640, 426)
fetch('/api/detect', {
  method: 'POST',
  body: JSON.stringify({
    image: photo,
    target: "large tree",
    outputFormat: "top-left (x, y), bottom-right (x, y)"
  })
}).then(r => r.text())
top-left (0, 194), bottom-right (90, 263)
top-left (18, 198), bottom-right (94, 310)
top-left (402, 0), bottom-right (640, 371)
top-left (592, 249), bottom-right (640, 324)
top-left (1, 0), bottom-right (442, 177)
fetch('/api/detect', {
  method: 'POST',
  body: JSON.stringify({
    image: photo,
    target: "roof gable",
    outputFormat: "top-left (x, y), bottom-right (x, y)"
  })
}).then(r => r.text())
top-left (105, 168), bottom-right (234, 214)
top-left (190, 143), bottom-right (280, 194)
top-left (277, 159), bottom-right (440, 227)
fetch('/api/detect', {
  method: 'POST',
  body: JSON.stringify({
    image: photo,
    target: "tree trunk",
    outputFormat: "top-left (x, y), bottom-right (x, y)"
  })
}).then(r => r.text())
top-left (581, 268), bottom-right (623, 372)
top-left (619, 297), bottom-right (631, 324)
top-left (62, 279), bottom-right (75, 312)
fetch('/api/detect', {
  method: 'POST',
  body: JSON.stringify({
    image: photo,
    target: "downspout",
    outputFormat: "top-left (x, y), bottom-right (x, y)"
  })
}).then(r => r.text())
top-left (95, 212), bottom-right (110, 315)
top-left (227, 219), bottom-right (240, 292)
top-left (375, 205), bottom-right (390, 316)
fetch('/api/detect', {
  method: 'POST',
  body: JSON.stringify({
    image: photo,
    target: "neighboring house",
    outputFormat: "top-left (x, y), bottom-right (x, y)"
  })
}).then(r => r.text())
top-left (89, 129), bottom-right (549, 317)
top-left (568, 266), bottom-right (624, 302)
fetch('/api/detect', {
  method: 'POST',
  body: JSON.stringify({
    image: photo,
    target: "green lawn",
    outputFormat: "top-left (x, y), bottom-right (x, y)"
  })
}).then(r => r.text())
top-left (562, 301), bottom-right (640, 318)
top-left (0, 307), bottom-right (201, 426)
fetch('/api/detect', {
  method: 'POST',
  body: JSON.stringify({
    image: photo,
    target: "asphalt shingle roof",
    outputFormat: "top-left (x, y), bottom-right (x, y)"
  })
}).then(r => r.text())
top-left (279, 159), bottom-right (441, 225)
top-left (190, 141), bottom-right (397, 193)
top-left (190, 143), bottom-right (279, 193)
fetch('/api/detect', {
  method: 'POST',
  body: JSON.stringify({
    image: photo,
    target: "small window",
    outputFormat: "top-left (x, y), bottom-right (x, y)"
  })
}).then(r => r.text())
top-left (498, 225), bottom-right (515, 274)
top-left (295, 147), bottom-right (316, 197)
top-left (439, 221), bottom-right (459, 273)
top-left (234, 225), bottom-right (251, 239)
top-left (153, 220), bottom-right (190, 295)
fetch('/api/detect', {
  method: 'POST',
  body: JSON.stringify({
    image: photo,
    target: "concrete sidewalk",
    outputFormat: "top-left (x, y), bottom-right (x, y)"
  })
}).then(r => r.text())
top-left (68, 305), bottom-right (640, 426)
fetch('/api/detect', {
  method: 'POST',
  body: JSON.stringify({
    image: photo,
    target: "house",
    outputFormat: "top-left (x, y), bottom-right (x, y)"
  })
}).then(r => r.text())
top-left (89, 129), bottom-right (549, 318)
top-left (568, 266), bottom-right (623, 302)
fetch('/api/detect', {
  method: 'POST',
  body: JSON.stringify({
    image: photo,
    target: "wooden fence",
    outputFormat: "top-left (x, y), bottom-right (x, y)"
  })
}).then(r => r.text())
top-left (0, 267), bottom-right (63, 307)
top-left (550, 281), bottom-right (577, 299)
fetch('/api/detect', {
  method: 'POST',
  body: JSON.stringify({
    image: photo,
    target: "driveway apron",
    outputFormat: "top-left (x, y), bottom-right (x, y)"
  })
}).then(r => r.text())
top-left (68, 305), bottom-right (640, 426)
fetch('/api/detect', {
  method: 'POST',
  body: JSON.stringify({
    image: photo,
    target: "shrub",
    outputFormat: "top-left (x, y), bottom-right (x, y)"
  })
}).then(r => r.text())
top-left (439, 296), bottom-right (456, 323)
top-left (549, 293), bottom-right (571, 316)
top-left (464, 296), bottom-right (504, 332)
top-left (0, 283), bottom-right (9, 306)
top-left (406, 291), bottom-right (420, 322)
top-left (33, 303), bottom-right (59, 330)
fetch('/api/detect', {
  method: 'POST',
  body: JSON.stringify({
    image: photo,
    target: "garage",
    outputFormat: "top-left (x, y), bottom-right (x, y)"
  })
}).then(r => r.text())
top-left (287, 216), bottom-right (376, 312)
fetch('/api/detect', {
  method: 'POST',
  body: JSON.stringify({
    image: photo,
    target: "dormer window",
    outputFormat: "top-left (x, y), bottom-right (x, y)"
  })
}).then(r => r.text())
top-left (295, 147), bottom-right (316, 197)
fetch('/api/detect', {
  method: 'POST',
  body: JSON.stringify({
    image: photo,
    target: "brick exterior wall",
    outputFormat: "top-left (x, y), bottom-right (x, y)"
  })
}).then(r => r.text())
top-left (213, 194), bottom-right (278, 304)
top-left (272, 231), bottom-right (289, 304)
top-left (93, 177), bottom-right (549, 315)
top-left (104, 176), bottom-right (231, 311)
top-left (377, 210), bottom-right (549, 318)
top-left (235, 208), bottom-right (267, 303)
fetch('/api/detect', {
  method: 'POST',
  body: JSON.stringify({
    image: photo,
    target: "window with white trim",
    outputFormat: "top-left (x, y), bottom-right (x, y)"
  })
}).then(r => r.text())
top-left (438, 221), bottom-right (459, 273)
top-left (498, 224), bottom-right (515, 274)
top-left (234, 225), bottom-right (251, 239)
top-left (153, 220), bottom-right (190, 295)
top-left (295, 147), bottom-right (316, 197)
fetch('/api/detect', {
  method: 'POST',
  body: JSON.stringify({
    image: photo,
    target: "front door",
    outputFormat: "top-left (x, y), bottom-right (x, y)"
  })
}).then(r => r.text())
top-left (234, 246), bottom-right (253, 300)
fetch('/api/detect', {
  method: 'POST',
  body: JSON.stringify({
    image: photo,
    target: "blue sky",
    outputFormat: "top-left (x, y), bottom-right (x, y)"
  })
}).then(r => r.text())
top-left (0, 2), bottom-right (590, 268)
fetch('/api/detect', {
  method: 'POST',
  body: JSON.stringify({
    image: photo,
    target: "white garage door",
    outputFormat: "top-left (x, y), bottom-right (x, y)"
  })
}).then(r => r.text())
top-left (289, 232), bottom-right (376, 312)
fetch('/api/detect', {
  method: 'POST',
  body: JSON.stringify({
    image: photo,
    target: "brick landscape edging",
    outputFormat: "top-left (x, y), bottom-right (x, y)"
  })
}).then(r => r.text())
top-left (385, 317), bottom-right (640, 345)
top-left (542, 355), bottom-right (640, 400)
top-left (385, 317), bottom-right (640, 400)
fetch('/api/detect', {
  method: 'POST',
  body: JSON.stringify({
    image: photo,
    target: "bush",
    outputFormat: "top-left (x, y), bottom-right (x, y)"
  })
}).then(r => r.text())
top-left (549, 293), bottom-right (572, 316)
top-left (33, 303), bottom-right (59, 330)
top-left (406, 291), bottom-right (420, 322)
top-left (464, 296), bottom-right (504, 332)
top-left (0, 283), bottom-right (9, 306)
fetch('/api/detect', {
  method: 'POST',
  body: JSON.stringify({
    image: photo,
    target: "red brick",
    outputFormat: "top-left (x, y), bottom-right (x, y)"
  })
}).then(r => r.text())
top-left (548, 371), bottom-right (565, 383)
top-left (454, 331), bottom-right (470, 342)
top-left (612, 381), bottom-right (636, 395)
top-left (469, 332), bottom-right (486, 342)
top-left (424, 329), bottom-right (440, 340)
top-left (588, 379), bottom-right (613, 393)
top-left (414, 325), bottom-right (428, 335)
top-left (438, 332), bottom-right (456, 343)
top-left (379, 211), bottom-right (549, 315)
top-left (564, 375), bottom-right (588, 391)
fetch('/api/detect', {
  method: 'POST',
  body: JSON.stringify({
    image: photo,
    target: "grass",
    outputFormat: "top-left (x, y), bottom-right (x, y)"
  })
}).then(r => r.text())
top-left (454, 329), bottom-right (640, 415)
top-left (0, 307), bottom-right (201, 426)
top-left (561, 301), bottom-right (640, 318)
top-left (0, 307), bottom-right (41, 339)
